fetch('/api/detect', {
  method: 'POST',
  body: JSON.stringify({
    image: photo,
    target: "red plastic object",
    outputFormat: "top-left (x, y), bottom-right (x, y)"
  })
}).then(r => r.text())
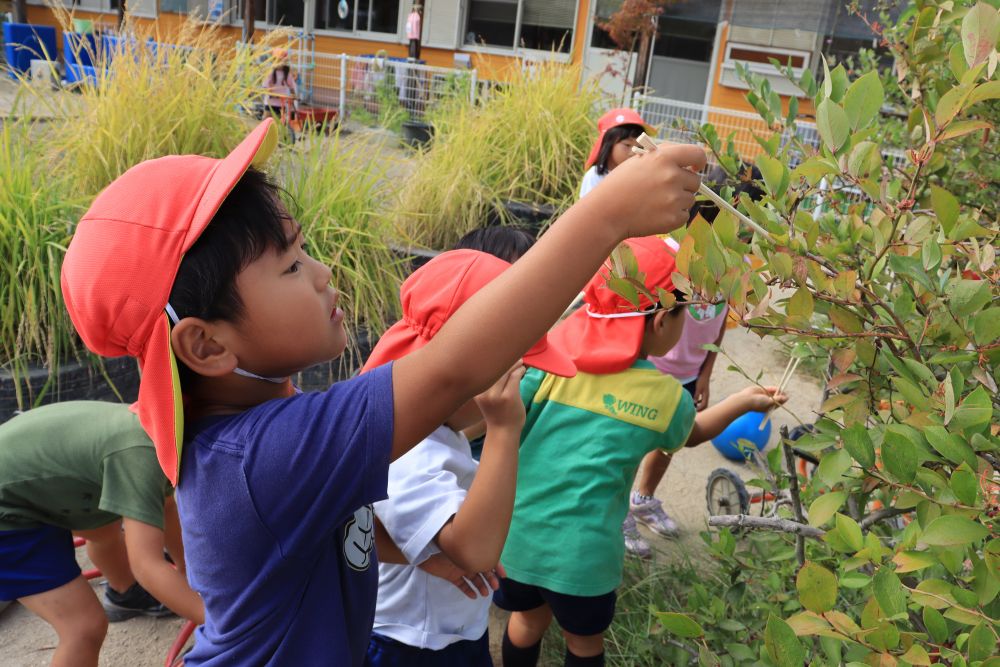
top-left (165, 620), bottom-right (197, 667)
top-left (297, 105), bottom-right (339, 128)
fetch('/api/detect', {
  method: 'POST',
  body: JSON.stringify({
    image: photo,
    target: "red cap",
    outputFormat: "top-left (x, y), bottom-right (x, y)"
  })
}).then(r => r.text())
top-left (60, 119), bottom-right (279, 485)
top-left (549, 236), bottom-right (677, 374)
top-left (362, 250), bottom-right (576, 378)
top-left (585, 108), bottom-right (655, 169)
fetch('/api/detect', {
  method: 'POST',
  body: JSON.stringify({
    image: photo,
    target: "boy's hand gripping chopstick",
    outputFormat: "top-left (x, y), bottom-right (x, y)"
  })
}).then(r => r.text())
top-left (632, 133), bottom-right (773, 240)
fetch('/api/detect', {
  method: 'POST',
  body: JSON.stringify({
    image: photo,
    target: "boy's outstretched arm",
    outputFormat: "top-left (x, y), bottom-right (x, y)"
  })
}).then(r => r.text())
top-left (391, 144), bottom-right (707, 458)
top-left (685, 386), bottom-right (788, 447)
top-left (436, 364), bottom-right (525, 572)
top-left (122, 518), bottom-right (205, 625)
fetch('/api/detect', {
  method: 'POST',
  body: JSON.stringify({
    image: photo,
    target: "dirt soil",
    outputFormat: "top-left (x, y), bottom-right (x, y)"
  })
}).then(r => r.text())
top-left (0, 325), bottom-right (823, 665)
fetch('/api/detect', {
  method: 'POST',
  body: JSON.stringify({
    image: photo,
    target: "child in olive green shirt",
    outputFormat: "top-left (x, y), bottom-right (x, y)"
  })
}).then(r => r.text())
top-left (0, 401), bottom-right (203, 667)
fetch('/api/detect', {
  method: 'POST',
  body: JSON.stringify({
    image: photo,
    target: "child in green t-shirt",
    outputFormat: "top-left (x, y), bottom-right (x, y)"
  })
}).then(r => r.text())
top-left (0, 401), bottom-right (204, 667)
top-left (496, 237), bottom-right (787, 667)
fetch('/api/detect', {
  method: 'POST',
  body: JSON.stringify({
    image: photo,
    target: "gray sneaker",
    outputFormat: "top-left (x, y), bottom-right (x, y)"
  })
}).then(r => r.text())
top-left (103, 582), bottom-right (173, 622)
top-left (622, 513), bottom-right (652, 559)
top-left (631, 493), bottom-right (680, 538)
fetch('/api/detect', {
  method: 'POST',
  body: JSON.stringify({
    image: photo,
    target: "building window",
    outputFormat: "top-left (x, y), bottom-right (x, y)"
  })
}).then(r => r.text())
top-left (822, 0), bottom-right (900, 69)
top-left (465, 0), bottom-right (576, 53)
top-left (314, 0), bottom-right (400, 33)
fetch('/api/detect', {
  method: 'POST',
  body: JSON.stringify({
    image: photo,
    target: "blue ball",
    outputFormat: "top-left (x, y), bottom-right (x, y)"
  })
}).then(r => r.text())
top-left (711, 411), bottom-right (772, 461)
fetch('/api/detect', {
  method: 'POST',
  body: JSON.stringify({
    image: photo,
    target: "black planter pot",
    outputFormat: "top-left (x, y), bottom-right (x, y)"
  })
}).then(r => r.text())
top-left (500, 200), bottom-right (557, 235)
top-left (400, 119), bottom-right (434, 148)
top-left (0, 356), bottom-right (140, 425)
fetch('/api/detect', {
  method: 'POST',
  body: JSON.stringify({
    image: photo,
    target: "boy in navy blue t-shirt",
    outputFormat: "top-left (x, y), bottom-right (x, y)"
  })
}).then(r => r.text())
top-left (59, 118), bottom-right (706, 665)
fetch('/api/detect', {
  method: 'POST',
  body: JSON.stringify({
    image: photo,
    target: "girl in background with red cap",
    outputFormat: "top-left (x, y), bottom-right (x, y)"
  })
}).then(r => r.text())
top-left (496, 237), bottom-right (787, 667)
top-left (579, 108), bottom-right (654, 199)
top-left (361, 248), bottom-right (575, 667)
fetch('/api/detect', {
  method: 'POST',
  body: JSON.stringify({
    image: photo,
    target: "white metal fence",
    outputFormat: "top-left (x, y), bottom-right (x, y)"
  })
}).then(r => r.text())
top-left (288, 50), bottom-right (478, 127)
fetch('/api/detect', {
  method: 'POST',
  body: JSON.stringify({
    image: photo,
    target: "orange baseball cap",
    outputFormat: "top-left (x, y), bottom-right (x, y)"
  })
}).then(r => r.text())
top-left (549, 236), bottom-right (677, 374)
top-left (60, 119), bottom-right (279, 484)
top-left (585, 108), bottom-right (655, 170)
top-left (362, 250), bottom-right (575, 378)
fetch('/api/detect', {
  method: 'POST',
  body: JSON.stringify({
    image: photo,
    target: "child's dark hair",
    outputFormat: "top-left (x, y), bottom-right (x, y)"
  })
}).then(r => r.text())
top-left (595, 124), bottom-right (644, 175)
top-left (453, 225), bottom-right (536, 263)
top-left (168, 168), bottom-right (292, 382)
top-left (690, 163), bottom-right (765, 224)
top-left (647, 289), bottom-right (686, 319)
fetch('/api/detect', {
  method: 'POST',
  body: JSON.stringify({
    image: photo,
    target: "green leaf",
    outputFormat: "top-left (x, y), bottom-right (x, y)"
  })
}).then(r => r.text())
top-left (836, 513), bottom-right (863, 552)
top-left (925, 425), bottom-right (978, 469)
top-left (881, 430), bottom-right (918, 483)
top-left (930, 185), bottom-right (960, 234)
top-left (887, 254), bottom-right (936, 293)
top-left (808, 491), bottom-right (847, 527)
top-left (935, 85), bottom-right (972, 127)
top-left (654, 611), bottom-right (704, 638)
top-left (828, 64), bottom-right (849, 103)
top-left (974, 307), bottom-right (1000, 344)
top-left (969, 80), bottom-right (1000, 105)
top-left (952, 386), bottom-right (993, 434)
top-left (796, 561), bottom-right (838, 613)
top-left (921, 515), bottom-right (989, 547)
top-left (757, 154), bottom-right (789, 199)
top-left (968, 622), bottom-right (995, 662)
top-left (950, 41), bottom-right (970, 80)
top-left (842, 423), bottom-right (875, 468)
top-left (788, 287), bottom-right (814, 319)
top-left (950, 463), bottom-right (979, 506)
top-left (892, 550), bottom-right (937, 573)
top-left (962, 1), bottom-right (1000, 68)
top-left (846, 141), bottom-right (881, 179)
top-left (843, 71), bottom-right (884, 130)
top-left (829, 305), bottom-right (864, 333)
top-left (817, 448), bottom-right (853, 487)
top-left (921, 237), bottom-right (942, 271)
top-left (764, 613), bottom-right (805, 667)
top-left (922, 606), bottom-right (948, 643)
top-left (872, 568), bottom-right (908, 619)
top-left (816, 99), bottom-right (850, 152)
top-left (791, 156), bottom-right (837, 185)
top-left (891, 375), bottom-right (931, 410)
top-left (939, 119), bottom-right (994, 141)
top-left (951, 279), bottom-right (992, 318)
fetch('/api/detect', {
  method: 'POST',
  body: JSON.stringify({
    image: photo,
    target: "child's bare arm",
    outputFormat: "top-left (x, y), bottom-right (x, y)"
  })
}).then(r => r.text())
top-left (685, 386), bottom-right (787, 446)
top-left (122, 518), bottom-right (205, 625)
top-left (436, 364), bottom-right (526, 572)
top-left (162, 496), bottom-right (186, 576)
top-left (391, 145), bottom-right (706, 459)
top-left (374, 517), bottom-right (408, 565)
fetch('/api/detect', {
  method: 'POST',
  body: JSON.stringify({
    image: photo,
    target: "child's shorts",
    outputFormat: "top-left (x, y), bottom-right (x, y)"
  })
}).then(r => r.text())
top-left (365, 630), bottom-right (491, 667)
top-left (494, 577), bottom-right (617, 636)
top-left (0, 525), bottom-right (81, 601)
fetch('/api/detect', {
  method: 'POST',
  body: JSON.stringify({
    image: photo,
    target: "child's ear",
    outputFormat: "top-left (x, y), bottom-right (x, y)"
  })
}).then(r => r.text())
top-left (651, 308), bottom-right (673, 334)
top-left (171, 318), bottom-right (238, 378)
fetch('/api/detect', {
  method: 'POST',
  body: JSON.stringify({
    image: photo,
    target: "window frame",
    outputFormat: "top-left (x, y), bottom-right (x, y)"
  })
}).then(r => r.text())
top-left (461, 0), bottom-right (579, 63)
top-left (722, 41), bottom-right (811, 78)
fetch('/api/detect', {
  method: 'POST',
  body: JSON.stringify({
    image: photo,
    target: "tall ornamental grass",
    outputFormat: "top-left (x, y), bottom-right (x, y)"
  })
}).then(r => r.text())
top-left (393, 60), bottom-right (603, 249)
top-left (44, 9), bottom-right (285, 196)
top-left (275, 130), bottom-right (406, 352)
top-left (0, 120), bottom-right (86, 403)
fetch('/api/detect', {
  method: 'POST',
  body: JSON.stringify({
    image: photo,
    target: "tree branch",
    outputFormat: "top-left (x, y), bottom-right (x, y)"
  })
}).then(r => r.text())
top-left (780, 431), bottom-right (807, 566)
top-left (708, 515), bottom-right (826, 539)
top-left (859, 506), bottom-right (910, 531)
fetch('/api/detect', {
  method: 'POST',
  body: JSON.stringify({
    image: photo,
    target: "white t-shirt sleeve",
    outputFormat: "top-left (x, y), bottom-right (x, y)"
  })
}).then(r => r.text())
top-left (578, 166), bottom-right (603, 198)
top-left (374, 429), bottom-right (470, 565)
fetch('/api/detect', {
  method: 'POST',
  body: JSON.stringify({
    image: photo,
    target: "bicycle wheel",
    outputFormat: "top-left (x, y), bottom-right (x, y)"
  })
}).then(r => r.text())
top-left (706, 468), bottom-right (750, 516)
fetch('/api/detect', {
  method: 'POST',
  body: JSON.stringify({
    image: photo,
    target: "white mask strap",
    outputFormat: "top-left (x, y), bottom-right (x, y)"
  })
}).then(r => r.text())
top-left (165, 303), bottom-right (289, 384)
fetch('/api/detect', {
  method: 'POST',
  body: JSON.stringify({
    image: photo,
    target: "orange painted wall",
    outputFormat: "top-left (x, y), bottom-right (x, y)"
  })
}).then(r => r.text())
top-left (25, 0), bottom-right (594, 84)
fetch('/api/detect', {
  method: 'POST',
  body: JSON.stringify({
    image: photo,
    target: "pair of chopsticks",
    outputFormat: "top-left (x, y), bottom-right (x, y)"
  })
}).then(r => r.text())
top-left (631, 133), bottom-right (773, 240)
top-left (759, 356), bottom-right (800, 430)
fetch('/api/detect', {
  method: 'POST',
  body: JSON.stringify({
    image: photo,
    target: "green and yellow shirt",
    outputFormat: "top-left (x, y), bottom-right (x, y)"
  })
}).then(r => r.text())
top-left (502, 360), bottom-right (695, 596)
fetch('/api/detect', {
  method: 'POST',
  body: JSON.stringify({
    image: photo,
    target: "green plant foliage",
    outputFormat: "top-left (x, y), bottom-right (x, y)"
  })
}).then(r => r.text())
top-left (391, 60), bottom-right (603, 249)
top-left (648, 1), bottom-right (999, 663)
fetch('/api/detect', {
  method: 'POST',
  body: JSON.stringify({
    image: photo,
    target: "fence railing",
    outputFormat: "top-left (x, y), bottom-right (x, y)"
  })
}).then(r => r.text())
top-left (289, 50), bottom-right (477, 128)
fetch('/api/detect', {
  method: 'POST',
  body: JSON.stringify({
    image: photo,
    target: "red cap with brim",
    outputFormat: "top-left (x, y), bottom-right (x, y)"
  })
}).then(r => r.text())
top-left (363, 250), bottom-right (576, 378)
top-left (549, 236), bottom-right (678, 374)
top-left (585, 108), bottom-right (655, 170)
top-left (61, 119), bottom-right (279, 485)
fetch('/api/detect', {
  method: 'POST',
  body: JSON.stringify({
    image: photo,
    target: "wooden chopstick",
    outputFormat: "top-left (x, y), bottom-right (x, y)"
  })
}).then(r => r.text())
top-left (759, 356), bottom-right (799, 431)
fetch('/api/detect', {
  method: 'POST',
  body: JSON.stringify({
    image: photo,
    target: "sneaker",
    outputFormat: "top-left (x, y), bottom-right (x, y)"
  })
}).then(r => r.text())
top-left (103, 582), bottom-right (173, 622)
top-left (622, 513), bottom-right (652, 559)
top-left (630, 493), bottom-right (680, 538)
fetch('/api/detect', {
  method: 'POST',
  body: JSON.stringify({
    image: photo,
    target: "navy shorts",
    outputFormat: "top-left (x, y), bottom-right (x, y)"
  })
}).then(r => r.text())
top-left (0, 525), bottom-right (81, 601)
top-left (494, 577), bottom-right (617, 636)
top-left (365, 630), bottom-right (491, 667)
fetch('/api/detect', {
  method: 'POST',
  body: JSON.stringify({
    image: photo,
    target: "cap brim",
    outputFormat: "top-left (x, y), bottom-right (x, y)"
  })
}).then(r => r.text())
top-left (361, 320), bottom-right (423, 374)
top-left (549, 306), bottom-right (645, 375)
top-left (184, 118), bottom-right (279, 252)
top-left (524, 338), bottom-right (576, 377)
top-left (137, 313), bottom-right (185, 485)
